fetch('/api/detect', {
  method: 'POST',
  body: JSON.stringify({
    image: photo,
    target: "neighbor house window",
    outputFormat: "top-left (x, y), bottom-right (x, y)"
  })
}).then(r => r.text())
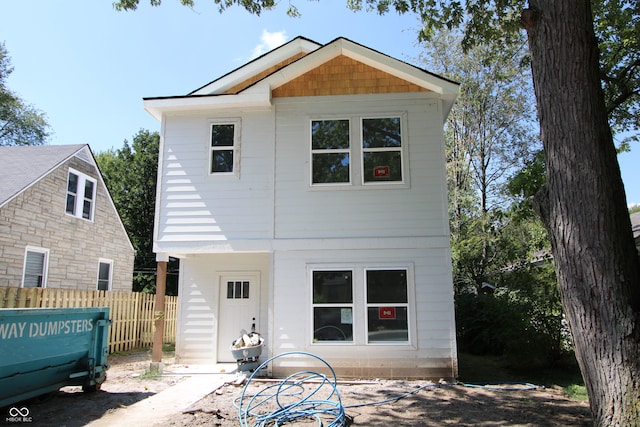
top-left (97, 259), bottom-right (113, 291)
top-left (312, 270), bottom-right (354, 342)
top-left (210, 122), bottom-right (239, 174)
top-left (311, 119), bottom-right (351, 184)
top-left (362, 117), bottom-right (403, 183)
top-left (365, 269), bottom-right (409, 343)
top-left (66, 168), bottom-right (97, 221)
top-left (22, 247), bottom-right (49, 288)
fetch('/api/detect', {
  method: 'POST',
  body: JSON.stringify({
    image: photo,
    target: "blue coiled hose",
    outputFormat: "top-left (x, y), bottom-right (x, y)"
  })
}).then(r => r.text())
top-left (235, 351), bottom-right (540, 426)
top-left (236, 352), bottom-right (347, 427)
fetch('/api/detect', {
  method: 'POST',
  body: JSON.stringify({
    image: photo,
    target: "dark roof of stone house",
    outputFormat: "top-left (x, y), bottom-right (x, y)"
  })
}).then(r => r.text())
top-left (0, 144), bottom-right (88, 207)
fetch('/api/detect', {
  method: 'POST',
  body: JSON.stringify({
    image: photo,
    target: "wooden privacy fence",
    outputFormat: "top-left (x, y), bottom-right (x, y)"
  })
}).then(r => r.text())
top-left (0, 287), bottom-right (178, 354)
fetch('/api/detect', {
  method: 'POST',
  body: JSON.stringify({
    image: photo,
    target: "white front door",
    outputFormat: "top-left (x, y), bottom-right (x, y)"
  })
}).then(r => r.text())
top-left (217, 273), bottom-right (260, 362)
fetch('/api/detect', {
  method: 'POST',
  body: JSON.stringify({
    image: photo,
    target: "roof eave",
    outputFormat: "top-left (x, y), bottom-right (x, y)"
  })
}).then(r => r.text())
top-left (260, 38), bottom-right (460, 97)
top-left (143, 88), bottom-right (272, 121)
top-left (189, 36), bottom-right (321, 96)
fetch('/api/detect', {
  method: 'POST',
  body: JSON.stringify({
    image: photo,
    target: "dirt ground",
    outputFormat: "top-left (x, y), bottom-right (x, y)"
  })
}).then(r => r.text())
top-left (2, 351), bottom-right (592, 427)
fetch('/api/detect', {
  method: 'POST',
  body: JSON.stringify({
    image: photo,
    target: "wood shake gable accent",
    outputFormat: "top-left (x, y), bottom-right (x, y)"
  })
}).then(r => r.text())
top-left (143, 37), bottom-right (459, 122)
top-left (223, 52), bottom-right (308, 94)
top-left (272, 55), bottom-right (431, 98)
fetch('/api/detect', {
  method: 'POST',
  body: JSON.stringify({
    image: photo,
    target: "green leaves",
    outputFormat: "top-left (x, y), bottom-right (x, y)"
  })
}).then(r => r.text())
top-left (96, 130), bottom-right (161, 293)
top-left (113, 0), bottom-right (193, 11)
top-left (0, 42), bottom-right (50, 146)
top-left (593, 0), bottom-right (640, 147)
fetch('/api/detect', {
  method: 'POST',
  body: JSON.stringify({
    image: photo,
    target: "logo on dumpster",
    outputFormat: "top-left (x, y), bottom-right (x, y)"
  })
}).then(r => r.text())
top-left (0, 319), bottom-right (94, 340)
top-left (6, 407), bottom-right (32, 423)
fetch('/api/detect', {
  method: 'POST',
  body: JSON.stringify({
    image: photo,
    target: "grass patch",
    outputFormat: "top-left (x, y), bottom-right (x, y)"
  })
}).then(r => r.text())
top-left (564, 384), bottom-right (588, 401)
top-left (139, 368), bottom-right (162, 380)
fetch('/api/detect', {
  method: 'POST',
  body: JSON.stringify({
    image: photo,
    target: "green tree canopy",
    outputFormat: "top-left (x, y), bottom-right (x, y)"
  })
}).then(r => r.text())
top-left (96, 129), bottom-right (177, 294)
top-left (0, 42), bottom-right (51, 146)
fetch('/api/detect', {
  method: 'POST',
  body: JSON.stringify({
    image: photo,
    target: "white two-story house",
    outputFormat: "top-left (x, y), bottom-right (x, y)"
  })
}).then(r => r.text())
top-left (144, 36), bottom-right (459, 379)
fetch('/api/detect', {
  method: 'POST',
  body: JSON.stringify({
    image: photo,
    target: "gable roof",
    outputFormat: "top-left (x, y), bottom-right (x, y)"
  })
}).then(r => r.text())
top-left (143, 36), bottom-right (459, 121)
top-left (0, 144), bottom-right (90, 207)
top-left (0, 144), bottom-right (134, 251)
top-left (189, 36), bottom-right (322, 96)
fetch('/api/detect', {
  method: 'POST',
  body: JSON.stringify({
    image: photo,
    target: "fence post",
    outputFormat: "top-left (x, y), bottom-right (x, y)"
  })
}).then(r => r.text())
top-left (151, 258), bottom-right (167, 371)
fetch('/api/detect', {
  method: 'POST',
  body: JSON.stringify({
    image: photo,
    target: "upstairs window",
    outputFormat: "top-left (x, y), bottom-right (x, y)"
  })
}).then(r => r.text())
top-left (309, 115), bottom-right (406, 188)
top-left (66, 169), bottom-right (96, 221)
top-left (97, 259), bottom-right (113, 291)
top-left (22, 247), bottom-right (49, 288)
top-left (210, 122), bottom-right (239, 174)
top-left (362, 117), bottom-right (403, 183)
top-left (311, 119), bottom-right (350, 184)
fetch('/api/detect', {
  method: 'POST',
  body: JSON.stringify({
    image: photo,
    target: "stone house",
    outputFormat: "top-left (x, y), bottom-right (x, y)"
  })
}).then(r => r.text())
top-left (0, 144), bottom-right (134, 291)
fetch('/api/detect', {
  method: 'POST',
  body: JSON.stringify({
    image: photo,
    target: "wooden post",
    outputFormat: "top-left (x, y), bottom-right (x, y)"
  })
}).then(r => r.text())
top-left (150, 258), bottom-right (167, 371)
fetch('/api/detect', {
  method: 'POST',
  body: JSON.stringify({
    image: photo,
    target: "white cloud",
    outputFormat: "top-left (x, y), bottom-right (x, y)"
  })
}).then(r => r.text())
top-left (250, 30), bottom-right (287, 59)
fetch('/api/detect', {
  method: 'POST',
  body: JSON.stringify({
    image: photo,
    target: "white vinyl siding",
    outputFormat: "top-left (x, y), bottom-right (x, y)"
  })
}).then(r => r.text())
top-left (269, 248), bottom-right (457, 377)
top-left (155, 112), bottom-right (274, 249)
top-left (274, 94), bottom-right (447, 240)
top-left (22, 247), bottom-right (49, 288)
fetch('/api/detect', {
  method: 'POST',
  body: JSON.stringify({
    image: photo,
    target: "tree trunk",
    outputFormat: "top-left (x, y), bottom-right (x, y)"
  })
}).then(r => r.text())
top-left (525, 1), bottom-right (640, 425)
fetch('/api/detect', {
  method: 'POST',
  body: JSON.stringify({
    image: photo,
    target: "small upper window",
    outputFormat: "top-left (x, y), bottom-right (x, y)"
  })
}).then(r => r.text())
top-left (210, 122), bottom-right (238, 174)
top-left (66, 169), bottom-right (96, 221)
top-left (362, 117), bottom-right (403, 183)
top-left (311, 119), bottom-right (350, 185)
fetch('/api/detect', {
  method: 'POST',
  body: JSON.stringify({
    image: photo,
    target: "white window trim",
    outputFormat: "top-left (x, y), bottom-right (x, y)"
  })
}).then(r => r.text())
top-left (364, 267), bottom-right (411, 345)
top-left (97, 258), bottom-right (113, 291)
top-left (22, 246), bottom-right (49, 288)
top-left (360, 115), bottom-right (407, 187)
top-left (308, 113), bottom-right (409, 191)
top-left (308, 263), bottom-right (416, 348)
top-left (208, 119), bottom-right (241, 179)
top-left (66, 167), bottom-right (97, 221)
top-left (310, 268), bottom-right (356, 345)
top-left (309, 118), bottom-right (352, 187)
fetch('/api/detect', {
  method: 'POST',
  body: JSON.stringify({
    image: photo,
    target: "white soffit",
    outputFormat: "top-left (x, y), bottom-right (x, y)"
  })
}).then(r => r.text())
top-left (143, 85), bottom-right (272, 121)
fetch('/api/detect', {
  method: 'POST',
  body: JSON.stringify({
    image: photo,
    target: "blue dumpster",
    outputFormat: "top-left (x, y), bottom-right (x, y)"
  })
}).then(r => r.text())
top-left (0, 307), bottom-right (111, 407)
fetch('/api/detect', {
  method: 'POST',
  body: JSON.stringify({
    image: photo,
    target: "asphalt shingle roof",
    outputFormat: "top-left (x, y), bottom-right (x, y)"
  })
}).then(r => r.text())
top-left (0, 144), bottom-right (87, 207)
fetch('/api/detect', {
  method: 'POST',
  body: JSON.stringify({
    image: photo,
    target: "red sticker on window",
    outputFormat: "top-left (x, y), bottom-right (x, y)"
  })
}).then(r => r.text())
top-left (373, 166), bottom-right (390, 178)
top-left (379, 307), bottom-right (396, 319)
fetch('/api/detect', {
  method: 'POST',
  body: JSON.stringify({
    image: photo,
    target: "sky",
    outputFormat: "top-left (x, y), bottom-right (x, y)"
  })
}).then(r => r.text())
top-left (2, 0), bottom-right (639, 206)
